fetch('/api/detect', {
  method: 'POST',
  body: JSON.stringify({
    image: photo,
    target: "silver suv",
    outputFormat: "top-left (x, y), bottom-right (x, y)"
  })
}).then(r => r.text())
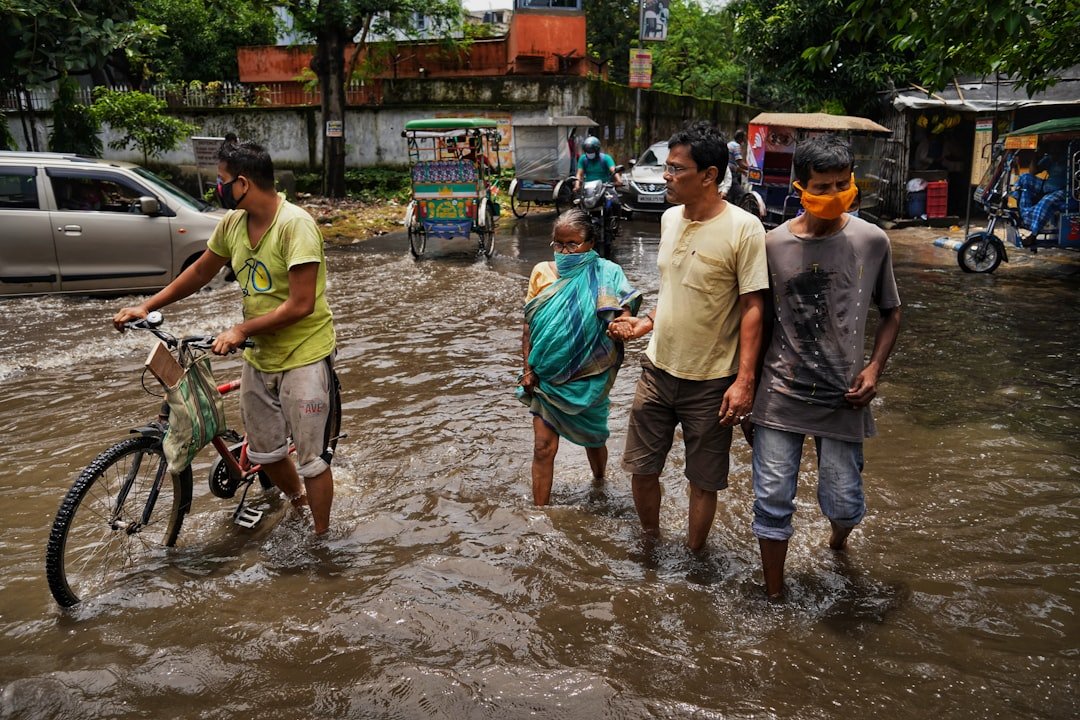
top-left (0, 152), bottom-right (225, 296)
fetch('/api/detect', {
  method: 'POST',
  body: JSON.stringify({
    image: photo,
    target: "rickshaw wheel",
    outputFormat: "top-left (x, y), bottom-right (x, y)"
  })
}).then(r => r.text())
top-left (554, 179), bottom-right (574, 214)
top-left (957, 232), bottom-right (1002, 274)
top-left (478, 200), bottom-right (496, 257)
top-left (510, 189), bottom-right (531, 218)
top-left (408, 223), bottom-right (427, 259)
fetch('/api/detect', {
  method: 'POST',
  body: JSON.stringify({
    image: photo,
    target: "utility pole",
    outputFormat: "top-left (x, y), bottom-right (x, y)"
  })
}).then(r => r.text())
top-left (634, 0), bottom-right (643, 158)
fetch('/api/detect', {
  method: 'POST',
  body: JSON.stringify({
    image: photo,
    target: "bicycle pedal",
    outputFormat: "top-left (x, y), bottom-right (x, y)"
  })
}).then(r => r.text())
top-left (233, 505), bottom-right (264, 529)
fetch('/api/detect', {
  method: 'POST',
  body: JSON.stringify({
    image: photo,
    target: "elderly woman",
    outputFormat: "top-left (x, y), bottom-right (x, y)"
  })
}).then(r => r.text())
top-left (517, 209), bottom-right (642, 505)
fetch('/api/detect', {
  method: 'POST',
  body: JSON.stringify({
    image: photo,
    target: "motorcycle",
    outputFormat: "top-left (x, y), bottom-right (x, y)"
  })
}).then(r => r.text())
top-left (555, 166), bottom-right (629, 258)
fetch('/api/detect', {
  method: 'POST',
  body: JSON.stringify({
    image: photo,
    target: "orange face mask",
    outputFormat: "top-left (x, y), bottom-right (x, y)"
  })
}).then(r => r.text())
top-left (794, 175), bottom-right (859, 220)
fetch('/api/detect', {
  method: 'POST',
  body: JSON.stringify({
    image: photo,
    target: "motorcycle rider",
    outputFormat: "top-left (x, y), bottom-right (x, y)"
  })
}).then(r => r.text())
top-left (574, 136), bottom-right (623, 192)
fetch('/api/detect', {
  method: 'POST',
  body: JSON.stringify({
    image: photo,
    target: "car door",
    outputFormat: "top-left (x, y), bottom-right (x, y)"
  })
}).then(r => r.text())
top-left (0, 165), bottom-right (60, 295)
top-left (46, 168), bottom-right (174, 293)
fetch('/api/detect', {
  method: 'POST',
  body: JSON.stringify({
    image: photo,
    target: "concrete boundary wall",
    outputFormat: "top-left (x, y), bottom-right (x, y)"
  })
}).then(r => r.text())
top-left (5, 77), bottom-right (756, 171)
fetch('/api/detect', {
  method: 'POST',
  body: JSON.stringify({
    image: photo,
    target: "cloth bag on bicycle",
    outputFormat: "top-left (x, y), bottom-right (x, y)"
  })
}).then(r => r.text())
top-left (163, 350), bottom-right (226, 475)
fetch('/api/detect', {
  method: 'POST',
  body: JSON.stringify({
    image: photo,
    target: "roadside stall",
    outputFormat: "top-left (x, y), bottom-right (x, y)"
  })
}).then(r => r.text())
top-left (507, 115), bottom-right (597, 217)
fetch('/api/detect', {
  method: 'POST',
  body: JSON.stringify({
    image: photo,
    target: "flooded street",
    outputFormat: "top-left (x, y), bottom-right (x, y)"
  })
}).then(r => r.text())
top-left (0, 214), bottom-right (1077, 719)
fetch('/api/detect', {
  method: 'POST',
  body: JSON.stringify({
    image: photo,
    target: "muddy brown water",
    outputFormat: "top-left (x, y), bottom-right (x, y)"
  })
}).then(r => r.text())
top-left (0, 217), bottom-right (1076, 719)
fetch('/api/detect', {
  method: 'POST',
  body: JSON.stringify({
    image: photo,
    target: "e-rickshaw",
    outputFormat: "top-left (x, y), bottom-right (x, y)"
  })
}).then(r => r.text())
top-left (506, 116), bottom-right (597, 218)
top-left (958, 117), bottom-right (1080, 273)
top-left (401, 118), bottom-right (502, 258)
top-left (740, 112), bottom-right (892, 228)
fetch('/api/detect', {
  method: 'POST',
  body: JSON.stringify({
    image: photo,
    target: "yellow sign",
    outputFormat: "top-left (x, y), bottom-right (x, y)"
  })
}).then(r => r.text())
top-left (1004, 135), bottom-right (1039, 150)
top-left (629, 49), bottom-right (653, 89)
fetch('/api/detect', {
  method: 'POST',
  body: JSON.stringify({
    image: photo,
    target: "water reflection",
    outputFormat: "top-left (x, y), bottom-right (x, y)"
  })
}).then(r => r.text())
top-left (0, 220), bottom-right (1076, 718)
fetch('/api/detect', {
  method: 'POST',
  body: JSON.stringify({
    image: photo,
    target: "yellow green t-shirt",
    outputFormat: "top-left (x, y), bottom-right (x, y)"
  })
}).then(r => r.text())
top-left (207, 198), bottom-right (335, 372)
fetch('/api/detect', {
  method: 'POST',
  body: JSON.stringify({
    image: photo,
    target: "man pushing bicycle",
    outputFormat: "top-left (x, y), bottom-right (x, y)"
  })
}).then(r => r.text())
top-left (114, 141), bottom-right (338, 536)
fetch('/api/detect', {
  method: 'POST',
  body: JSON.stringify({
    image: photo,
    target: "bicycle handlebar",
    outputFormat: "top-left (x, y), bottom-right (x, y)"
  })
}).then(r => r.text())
top-left (122, 313), bottom-right (254, 351)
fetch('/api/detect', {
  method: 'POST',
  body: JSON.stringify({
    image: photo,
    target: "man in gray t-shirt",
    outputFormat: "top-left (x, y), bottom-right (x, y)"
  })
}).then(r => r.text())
top-left (749, 135), bottom-right (902, 601)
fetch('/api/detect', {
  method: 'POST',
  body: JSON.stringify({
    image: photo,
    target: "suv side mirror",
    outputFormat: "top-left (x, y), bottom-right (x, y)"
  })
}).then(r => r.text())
top-left (134, 196), bottom-right (160, 215)
top-left (628, 159), bottom-right (637, 167)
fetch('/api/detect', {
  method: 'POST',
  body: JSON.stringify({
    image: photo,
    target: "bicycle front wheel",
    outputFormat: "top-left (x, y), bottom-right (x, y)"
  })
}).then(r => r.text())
top-left (45, 435), bottom-right (191, 607)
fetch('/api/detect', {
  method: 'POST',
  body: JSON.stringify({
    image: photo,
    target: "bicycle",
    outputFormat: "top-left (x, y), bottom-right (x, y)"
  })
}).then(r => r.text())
top-left (44, 312), bottom-right (343, 608)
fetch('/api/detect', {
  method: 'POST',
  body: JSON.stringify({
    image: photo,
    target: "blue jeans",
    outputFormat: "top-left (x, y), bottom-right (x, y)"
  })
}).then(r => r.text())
top-left (751, 425), bottom-right (866, 541)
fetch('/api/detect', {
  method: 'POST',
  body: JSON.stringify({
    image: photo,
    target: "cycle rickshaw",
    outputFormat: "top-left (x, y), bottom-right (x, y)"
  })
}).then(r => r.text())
top-left (739, 112), bottom-right (892, 228)
top-left (506, 115), bottom-right (597, 218)
top-left (958, 117), bottom-right (1080, 273)
top-left (402, 118), bottom-right (502, 258)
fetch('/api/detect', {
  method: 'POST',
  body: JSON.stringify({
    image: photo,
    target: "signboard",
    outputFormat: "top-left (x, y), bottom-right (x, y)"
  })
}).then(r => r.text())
top-left (972, 116), bottom-right (995, 184)
top-left (1004, 134), bottom-right (1039, 150)
top-left (641, 0), bottom-right (671, 41)
top-left (191, 136), bottom-right (225, 194)
top-left (629, 49), bottom-right (653, 89)
top-left (326, 120), bottom-right (344, 138)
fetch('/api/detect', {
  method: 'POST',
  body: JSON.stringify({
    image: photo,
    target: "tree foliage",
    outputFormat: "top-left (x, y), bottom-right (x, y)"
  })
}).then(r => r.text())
top-left (49, 77), bottom-right (103, 156)
top-left (729, 0), bottom-right (912, 113)
top-left (90, 88), bottom-right (196, 165)
top-left (583, 0), bottom-right (639, 85)
top-left (279, 1), bottom-right (466, 197)
top-left (805, 0), bottom-right (1080, 94)
top-left (0, 0), bottom-right (147, 93)
top-left (129, 0), bottom-right (279, 84)
top-left (650, 0), bottom-right (743, 101)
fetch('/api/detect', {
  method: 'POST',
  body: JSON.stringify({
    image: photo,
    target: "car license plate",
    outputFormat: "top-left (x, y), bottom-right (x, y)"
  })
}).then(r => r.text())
top-left (639, 194), bottom-right (665, 203)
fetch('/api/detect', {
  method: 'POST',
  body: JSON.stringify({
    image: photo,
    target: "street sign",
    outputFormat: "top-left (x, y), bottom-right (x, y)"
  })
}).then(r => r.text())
top-left (191, 136), bottom-right (225, 195)
top-left (326, 120), bottom-right (344, 138)
top-left (641, 0), bottom-right (671, 41)
top-left (629, 49), bottom-right (653, 89)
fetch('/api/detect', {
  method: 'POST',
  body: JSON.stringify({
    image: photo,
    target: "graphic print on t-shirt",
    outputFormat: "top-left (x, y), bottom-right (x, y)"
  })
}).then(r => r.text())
top-left (236, 258), bottom-right (272, 296)
top-left (784, 264), bottom-right (850, 406)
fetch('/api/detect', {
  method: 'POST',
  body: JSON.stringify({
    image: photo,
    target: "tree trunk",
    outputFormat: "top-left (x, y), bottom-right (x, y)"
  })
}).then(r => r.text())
top-left (314, 2), bottom-right (348, 199)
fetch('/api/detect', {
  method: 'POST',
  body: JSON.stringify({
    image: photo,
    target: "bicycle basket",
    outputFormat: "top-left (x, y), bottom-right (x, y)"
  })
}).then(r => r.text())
top-left (163, 352), bottom-right (226, 475)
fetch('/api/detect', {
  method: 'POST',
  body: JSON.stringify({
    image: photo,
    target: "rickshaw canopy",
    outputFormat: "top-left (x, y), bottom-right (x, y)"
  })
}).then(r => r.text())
top-left (404, 118), bottom-right (499, 132)
top-left (749, 112), bottom-right (891, 135)
top-left (1003, 117), bottom-right (1080, 148)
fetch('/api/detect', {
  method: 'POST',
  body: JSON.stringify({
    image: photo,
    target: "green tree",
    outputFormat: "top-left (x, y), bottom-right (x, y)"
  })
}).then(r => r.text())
top-left (651, 0), bottom-right (743, 102)
top-left (806, 0), bottom-right (1080, 94)
top-left (584, 0), bottom-right (639, 85)
top-left (0, 0), bottom-right (149, 149)
top-left (48, 77), bottom-right (103, 156)
top-left (129, 0), bottom-right (279, 84)
top-left (729, 0), bottom-right (912, 113)
top-left (90, 87), bottom-right (196, 165)
top-left (280, 1), bottom-right (466, 198)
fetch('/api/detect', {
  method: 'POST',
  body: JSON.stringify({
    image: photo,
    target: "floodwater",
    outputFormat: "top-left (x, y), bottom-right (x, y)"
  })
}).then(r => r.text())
top-left (0, 215), bottom-right (1077, 719)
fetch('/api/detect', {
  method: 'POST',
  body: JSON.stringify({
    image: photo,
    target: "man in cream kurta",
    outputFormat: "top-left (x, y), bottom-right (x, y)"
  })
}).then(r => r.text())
top-left (610, 121), bottom-right (768, 552)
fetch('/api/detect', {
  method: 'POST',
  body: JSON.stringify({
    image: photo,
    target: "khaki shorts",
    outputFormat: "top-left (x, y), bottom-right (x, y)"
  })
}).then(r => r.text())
top-left (240, 356), bottom-right (337, 478)
top-left (621, 356), bottom-right (734, 491)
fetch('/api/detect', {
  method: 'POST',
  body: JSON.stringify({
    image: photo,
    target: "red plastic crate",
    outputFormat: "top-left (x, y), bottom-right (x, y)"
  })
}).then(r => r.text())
top-left (926, 180), bottom-right (948, 217)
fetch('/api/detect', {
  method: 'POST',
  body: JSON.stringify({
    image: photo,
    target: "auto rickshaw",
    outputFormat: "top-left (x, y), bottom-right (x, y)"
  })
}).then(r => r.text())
top-left (506, 115), bottom-right (597, 218)
top-left (401, 118), bottom-right (502, 258)
top-left (958, 117), bottom-right (1080, 273)
top-left (739, 112), bottom-right (892, 228)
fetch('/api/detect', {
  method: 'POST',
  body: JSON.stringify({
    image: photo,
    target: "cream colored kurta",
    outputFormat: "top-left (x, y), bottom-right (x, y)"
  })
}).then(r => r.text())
top-left (645, 203), bottom-right (768, 380)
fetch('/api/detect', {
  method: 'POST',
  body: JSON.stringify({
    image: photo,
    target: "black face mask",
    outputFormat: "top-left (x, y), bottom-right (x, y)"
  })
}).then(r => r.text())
top-left (216, 177), bottom-right (248, 210)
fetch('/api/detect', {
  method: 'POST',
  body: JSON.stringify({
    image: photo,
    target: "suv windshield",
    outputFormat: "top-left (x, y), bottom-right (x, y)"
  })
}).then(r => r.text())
top-left (637, 143), bottom-right (669, 168)
top-left (132, 166), bottom-right (213, 212)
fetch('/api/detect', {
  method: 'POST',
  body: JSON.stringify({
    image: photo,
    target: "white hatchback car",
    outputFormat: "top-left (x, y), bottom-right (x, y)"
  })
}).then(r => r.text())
top-left (0, 152), bottom-right (225, 296)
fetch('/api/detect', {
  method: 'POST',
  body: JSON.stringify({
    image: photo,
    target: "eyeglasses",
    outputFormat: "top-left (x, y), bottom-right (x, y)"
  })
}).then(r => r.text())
top-left (550, 240), bottom-right (588, 252)
top-left (664, 163), bottom-right (698, 175)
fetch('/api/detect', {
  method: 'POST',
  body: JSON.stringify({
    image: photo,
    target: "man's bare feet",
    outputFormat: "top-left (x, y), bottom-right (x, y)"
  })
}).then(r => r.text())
top-left (829, 520), bottom-right (853, 551)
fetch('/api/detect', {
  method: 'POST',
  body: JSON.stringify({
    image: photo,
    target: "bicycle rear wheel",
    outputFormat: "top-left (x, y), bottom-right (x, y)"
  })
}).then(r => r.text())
top-left (45, 435), bottom-right (191, 607)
